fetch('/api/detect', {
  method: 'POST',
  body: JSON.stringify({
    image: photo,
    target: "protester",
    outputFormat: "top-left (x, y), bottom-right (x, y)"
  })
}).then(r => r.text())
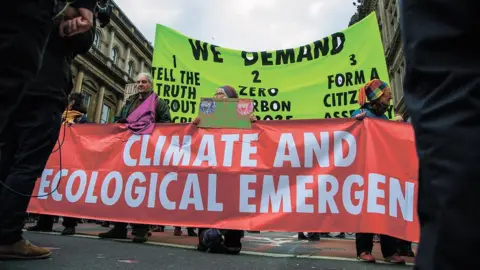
top-left (0, 0), bottom-right (95, 259)
top-left (99, 72), bottom-right (171, 243)
top-left (194, 85), bottom-right (253, 254)
top-left (26, 93), bottom-right (90, 236)
top-left (193, 85), bottom-right (256, 125)
top-left (115, 73), bottom-right (171, 124)
top-left (61, 93), bottom-right (89, 125)
top-left (351, 79), bottom-right (405, 265)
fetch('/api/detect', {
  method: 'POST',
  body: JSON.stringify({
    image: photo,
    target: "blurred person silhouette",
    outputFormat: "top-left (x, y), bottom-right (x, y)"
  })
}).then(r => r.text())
top-left (0, 0), bottom-right (96, 260)
top-left (400, 0), bottom-right (480, 269)
top-left (26, 93), bottom-right (90, 235)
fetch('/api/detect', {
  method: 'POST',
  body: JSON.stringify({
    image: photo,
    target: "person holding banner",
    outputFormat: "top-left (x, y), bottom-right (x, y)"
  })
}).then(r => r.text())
top-left (193, 85), bottom-right (255, 254)
top-left (114, 72), bottom-right (171, 124)
top-left (193, 85), bottom-right (256, 125)
top-left (351, 79), bottom-right (406, 265)
top-left (99, 72), bottom-right (171, 243)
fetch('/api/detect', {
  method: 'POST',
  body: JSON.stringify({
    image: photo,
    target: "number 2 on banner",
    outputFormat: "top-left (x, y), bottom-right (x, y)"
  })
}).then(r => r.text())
top-left (252, 70), bottom-right (261, 83)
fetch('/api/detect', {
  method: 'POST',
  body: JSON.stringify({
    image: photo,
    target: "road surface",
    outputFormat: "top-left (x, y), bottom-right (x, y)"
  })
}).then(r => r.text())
top-left (0, 232), bottom-right (413, 269)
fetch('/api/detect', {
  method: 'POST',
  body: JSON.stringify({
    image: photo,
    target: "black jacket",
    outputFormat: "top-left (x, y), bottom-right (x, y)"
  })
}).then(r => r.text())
top-left (69, 0), bottom-right (98, 12)
top-left (26, 0), bottom-right (96, 102)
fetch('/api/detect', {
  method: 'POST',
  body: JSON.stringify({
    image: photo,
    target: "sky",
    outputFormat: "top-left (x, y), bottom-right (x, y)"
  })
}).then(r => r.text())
top-left (113, 0), bottom-right (357, 51)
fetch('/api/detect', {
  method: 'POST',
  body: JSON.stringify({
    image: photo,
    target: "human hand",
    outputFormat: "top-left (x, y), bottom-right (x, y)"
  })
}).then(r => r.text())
top-left (193, 117), bottom-right (200, 125)
top-left (355, 112), bottom-right (367, 120)
top-left (394, 114), bottom-right (404, 122)
top-left (250, 114), bottom-right (257, 122)
top-left (59, 7), bottom-right (94, 37)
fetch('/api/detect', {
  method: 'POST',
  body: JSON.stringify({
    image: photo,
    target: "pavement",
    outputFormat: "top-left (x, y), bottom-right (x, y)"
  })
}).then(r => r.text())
top-left (3, 221), bottom-right (416, 269)
top-left (1, 232), bottom-right (413, 270)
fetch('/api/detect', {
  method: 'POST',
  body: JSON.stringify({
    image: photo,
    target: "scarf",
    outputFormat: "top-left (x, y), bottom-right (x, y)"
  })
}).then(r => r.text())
top-left (126, 92), bottom-right (157, 135)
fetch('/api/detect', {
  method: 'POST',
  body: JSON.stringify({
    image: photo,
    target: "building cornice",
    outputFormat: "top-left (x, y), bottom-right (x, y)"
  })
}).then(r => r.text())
top-left (110, 14), bottom-right (153, 63)
top-left (111, 1), bottom-right (153, 49)
top-left (359, 0), bottom-right (378, 19)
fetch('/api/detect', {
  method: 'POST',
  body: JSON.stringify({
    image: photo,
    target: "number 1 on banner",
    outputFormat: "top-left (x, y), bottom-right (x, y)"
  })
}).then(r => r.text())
top-left (173, 55), bottom-right (177, 68)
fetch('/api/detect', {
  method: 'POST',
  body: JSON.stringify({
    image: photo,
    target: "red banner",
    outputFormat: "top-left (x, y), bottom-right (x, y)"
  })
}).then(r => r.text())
top-left (27, 118), bottom-right (419, 242)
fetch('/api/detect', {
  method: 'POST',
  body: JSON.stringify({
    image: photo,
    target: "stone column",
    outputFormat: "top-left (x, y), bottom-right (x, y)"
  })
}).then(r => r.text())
top-left (107, 28), bottom-right (116, 60)
top-left (74, 69), bottom-right (85, 93)
top-left (124, 45), bottom-right (131, 72)
top-left (94, 86), bottom-right (106, 123)
top-left (116, 96), bottom-right (124, 116)
top-left (140, 59), bottom-right (145, 73)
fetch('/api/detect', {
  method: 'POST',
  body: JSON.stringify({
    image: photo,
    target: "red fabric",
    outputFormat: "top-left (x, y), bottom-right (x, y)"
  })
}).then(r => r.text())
top-left (28, 118), bottom-right (419, 242)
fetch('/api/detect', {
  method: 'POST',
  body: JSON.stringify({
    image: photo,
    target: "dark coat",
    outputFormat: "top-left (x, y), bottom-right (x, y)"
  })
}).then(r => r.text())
top-left (26, 0), bottom-right (95, 103)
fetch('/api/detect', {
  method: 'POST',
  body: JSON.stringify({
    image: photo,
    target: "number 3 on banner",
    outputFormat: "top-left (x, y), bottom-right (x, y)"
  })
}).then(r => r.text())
top-left (349, 54), bottom-right (357, 66)
top-left (252, 70), bottom-right (261, 83)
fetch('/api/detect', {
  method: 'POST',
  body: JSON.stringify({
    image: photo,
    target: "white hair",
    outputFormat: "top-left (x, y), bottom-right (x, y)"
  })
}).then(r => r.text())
top-left (136, 72), bottom-right (153, 85)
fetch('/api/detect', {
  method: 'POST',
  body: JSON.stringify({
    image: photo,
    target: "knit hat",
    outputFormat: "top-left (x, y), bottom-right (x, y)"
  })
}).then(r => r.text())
top-left (218, 85), bottom-right (238, 98)
top-left (358, 79), bottom-right (389, 106)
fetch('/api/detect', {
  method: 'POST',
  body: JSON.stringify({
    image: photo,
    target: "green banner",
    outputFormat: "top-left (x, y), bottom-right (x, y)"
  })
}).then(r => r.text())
top-left (152, 12), bottom-right (391, 123)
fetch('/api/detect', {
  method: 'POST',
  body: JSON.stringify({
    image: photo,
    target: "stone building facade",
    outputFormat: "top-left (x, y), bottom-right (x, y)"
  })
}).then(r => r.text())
top-left (350, 0), bottom-right (407, 119)
top-left (71, 1), bottom-right (153, 123)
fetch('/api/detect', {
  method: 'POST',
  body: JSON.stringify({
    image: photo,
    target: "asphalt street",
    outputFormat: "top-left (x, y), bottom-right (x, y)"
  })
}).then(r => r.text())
top-left (0, 232), bottom-right (412, 270)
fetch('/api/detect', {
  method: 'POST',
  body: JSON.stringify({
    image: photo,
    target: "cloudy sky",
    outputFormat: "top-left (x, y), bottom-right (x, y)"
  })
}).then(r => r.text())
top-left (113, 0), bottom-right (357, 51)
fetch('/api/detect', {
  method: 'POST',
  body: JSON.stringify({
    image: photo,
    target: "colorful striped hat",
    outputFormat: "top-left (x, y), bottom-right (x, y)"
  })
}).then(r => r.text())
top-left (358, 79), bottom-right (389, 106)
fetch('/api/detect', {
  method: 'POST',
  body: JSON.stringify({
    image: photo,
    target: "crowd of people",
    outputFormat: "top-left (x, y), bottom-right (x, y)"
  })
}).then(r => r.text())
top-left (0, 0), bottom-right (413, 263)
top-left (3, 0), bottom-right (476, 269)
top-left (23, 74), bottom-right (413, 265)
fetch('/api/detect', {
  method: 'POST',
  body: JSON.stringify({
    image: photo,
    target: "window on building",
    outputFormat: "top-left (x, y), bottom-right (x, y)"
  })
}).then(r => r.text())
top-left (83, 93), bottom-right (92, 119)
top-left (111, 47), bottom-right (118, 63)
top-left (396, 68), bottom-right (404, 103)
top-left (390, 76), bottom-right (397, 103)
top-left (397, 68), bottom-right (403, 86)
top-left (100, 104), bottom-right (111, 123)
top-left (389, 1), bottom-right (399, 30)
top-left (84, 93), bottom-right (91, 109)
top-left (81, 89), bottom-right (96, 122)
top-left (93, 31), bottom-right (100, 48)
top-left (394, 0), bottom-right (400, 24)
top-left (391, 11), bottom-right (397, 28)
top-left (128, 61), bottom-right (134, 77)
top-left (380, 1), bottom-right (392, 40)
